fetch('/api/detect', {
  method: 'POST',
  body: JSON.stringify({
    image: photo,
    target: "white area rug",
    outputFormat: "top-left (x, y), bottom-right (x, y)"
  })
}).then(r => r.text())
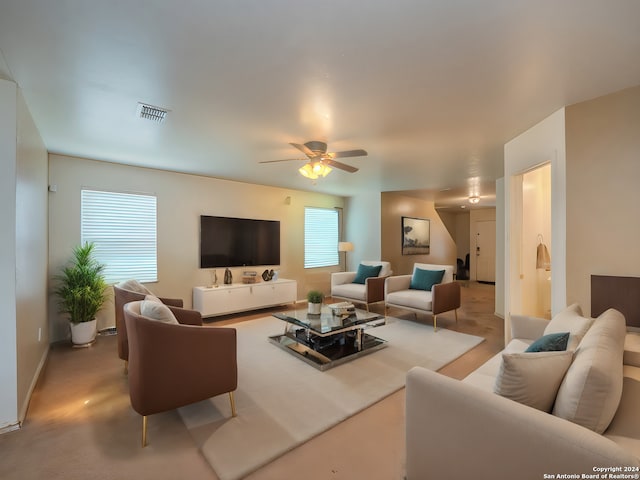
top-left (178, 316), bottom-right (484, 480)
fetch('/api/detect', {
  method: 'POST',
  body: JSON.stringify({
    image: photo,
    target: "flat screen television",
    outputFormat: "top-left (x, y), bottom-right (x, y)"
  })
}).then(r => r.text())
top-left (200, 215), bottom-right (280, 268)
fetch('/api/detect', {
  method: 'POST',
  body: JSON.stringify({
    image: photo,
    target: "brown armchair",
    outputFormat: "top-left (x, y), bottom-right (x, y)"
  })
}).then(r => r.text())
top-left (114, 283), bottom-right (184, 369)
top-left (124, 300), bottom-right (238, 447)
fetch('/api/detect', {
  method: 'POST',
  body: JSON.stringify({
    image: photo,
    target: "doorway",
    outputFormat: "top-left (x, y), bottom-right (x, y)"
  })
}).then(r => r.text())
top-left (475, 220), bottom-right (496, 283)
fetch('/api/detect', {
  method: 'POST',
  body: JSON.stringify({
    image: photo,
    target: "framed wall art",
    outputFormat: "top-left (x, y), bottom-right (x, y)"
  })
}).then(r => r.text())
top-left (402, 216), bottom-right (430, 255)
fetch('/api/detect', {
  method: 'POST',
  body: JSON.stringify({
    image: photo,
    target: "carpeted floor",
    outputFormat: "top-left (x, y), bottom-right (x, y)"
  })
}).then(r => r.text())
top-left (179, 316), bottom-right (484, 480)
top-left (0, 281), bottom-right (502, 480)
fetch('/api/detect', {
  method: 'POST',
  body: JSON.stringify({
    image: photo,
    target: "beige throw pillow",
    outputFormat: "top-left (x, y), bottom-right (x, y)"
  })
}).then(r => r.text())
top-left (140, 299), bottom-right (179, 324)
top-left (117, 279), bottom-right (152, 295)
top-left (494, 350), bottom-right (573, 412)
top-left (552, 308), bottom-right (625, 434)
top-left (544, 303), bottom-right (593, 350)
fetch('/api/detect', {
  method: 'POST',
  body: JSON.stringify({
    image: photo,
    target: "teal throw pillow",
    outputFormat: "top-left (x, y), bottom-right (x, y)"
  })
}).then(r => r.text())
top-left (525, 332), bottom-right (570, 352)
top-left (352, 264), bottom-right (383, 284)
top-left (410, 269), bottom-right (445, 291)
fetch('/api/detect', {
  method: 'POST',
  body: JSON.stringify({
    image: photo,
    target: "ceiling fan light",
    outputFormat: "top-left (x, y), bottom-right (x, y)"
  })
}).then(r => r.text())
top-left (299, 163), bottom-right (318, 179)
top-left (317, 162), bottom-right (332, 177)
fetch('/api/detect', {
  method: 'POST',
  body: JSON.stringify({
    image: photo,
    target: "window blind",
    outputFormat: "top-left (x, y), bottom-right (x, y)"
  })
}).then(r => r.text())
top-left (81, 189), bottom-right (158, 284)
top-left (304, 207), bottom-right (339, 268)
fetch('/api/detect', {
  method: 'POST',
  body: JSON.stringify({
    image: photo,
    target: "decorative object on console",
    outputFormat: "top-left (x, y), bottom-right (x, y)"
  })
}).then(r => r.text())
top-left (261, 269), bottom-right (276, 281)
top-left (306, 290), bottom-right (324, 315)
top-left (209, 269), bottom-right (218, 288)
top-left (224, 268), bottom-right (232, 285)
top-left (338, 241), bottom-right (354, 271)
top-left (242, 271), bottom-right (257, 284)
top-left (402, 216), bottom-right (430, 255)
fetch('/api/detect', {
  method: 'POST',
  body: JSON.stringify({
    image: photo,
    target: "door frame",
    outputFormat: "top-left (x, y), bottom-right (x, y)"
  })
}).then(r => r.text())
top-left (503, 108), bottom-right (567, 343)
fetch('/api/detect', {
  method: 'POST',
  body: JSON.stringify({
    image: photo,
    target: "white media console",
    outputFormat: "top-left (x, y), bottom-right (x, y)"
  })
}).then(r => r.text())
top-left (193, 278), bottom-right (297, 318)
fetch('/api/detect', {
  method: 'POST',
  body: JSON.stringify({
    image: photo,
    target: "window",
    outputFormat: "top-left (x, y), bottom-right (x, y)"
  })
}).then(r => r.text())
top-left (304, 207), bottom-right (339, 268)
top-left (81, 189), bottom-right (157, 284)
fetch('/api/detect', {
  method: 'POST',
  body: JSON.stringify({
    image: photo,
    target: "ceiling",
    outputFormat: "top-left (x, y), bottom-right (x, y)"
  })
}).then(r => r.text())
top-left (1, 1), bottom-right (639, 210)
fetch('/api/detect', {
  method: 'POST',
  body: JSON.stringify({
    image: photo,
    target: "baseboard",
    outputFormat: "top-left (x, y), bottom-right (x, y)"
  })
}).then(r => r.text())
top-left (0, 422), bottom-right (21, 434)
top-left (17, 345), bottom-right (49, 425)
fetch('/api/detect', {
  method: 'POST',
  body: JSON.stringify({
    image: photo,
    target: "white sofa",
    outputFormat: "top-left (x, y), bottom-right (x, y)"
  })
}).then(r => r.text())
top-left (405, 305), bottom-right (640, 479)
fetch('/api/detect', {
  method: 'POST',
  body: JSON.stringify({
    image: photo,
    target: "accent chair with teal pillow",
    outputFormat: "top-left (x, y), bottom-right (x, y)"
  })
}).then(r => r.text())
top-left (330, 261), bottom-right (392, 311)
top-left (410, 268), bottom-right (445, 291)
top-left (385, 263), bottom-right (460, 331)
top-left (353, 263), bottom-right (383, 284)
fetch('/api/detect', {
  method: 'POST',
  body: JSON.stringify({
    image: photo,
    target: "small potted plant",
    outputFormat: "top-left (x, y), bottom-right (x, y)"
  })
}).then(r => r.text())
top-left (55, 242), bottom-right (109, 346)
top-left (307, 290), bottom-right (324, 315)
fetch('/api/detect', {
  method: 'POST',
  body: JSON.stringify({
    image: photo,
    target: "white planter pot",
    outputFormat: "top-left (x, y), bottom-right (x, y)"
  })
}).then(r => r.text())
top-left (70, 319), bottom-right (97, 346)
top-left (308, 302), bottom-right (322, 315)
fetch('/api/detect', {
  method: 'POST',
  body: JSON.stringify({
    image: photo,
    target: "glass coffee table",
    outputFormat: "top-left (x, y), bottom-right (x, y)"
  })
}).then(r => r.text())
top-left (269, 305), bottom-right (387, 371)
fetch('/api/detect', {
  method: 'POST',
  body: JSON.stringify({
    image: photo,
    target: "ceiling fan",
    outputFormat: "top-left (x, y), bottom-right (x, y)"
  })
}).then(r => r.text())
top-left (260, 141), bottom-right (368, 179)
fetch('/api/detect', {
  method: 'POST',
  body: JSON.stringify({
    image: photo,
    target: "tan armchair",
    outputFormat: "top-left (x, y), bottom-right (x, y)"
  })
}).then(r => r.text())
top-left (114, 282), bottom-right (183, 368)
top-left (385, 263), bottom-right (460, 331)
top-left (331, 261), bottom-right (393, 311)
top-left (124, 300), bottom-right (237, 447)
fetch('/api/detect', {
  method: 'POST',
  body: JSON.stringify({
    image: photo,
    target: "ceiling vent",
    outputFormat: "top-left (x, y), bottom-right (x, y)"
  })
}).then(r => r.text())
top-left (136, 102), bottom-right (168, 123)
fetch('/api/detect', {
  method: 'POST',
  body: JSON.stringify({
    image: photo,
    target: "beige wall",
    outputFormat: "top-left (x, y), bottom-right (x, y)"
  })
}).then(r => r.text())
top-left (381, 192), bottom-right (457, 275)
top-left (48, 155), bottom-right (345, 342)
top-left (15, 89), bottom-right (49, 421)
top-left (0, 80), bottom-right (48, 430)
top-left (565, 85), bottom-right (640, 316)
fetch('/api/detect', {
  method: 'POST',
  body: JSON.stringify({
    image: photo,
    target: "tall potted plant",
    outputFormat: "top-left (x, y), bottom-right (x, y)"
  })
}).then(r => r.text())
top-left (55, 242), bottom-right (109, 346)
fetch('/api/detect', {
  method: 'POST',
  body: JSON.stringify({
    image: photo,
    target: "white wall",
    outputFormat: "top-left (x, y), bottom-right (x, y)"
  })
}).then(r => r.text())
top-left (495, 177), bottom-right (505, 318)
top-left (344, 192), bottom-right (382, 270)
top-left (503, 108), bottom-right (566, 343)
top-left (0, 80), bottom-right (18, 431)
top-left (48, 155), bottom-right (345, 342)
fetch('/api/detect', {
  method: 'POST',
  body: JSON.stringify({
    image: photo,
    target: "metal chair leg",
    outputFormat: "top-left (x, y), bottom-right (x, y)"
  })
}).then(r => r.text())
top-left (455, 309), bottom-right (458, 323)
top-left (229, 391), bottom-right (237, 417)
top-left (142, 415), bottom-right (147, 447)
top-left (433, 314), bottom-right (438, 332)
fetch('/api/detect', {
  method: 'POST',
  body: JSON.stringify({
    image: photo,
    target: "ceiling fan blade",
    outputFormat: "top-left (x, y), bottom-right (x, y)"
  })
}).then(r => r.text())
top-left (325, 159), bottom-right (359, 173)
top-left (259, 158), bottom-right (305, 164)
top-left (289, 142), bottom-right (316, 158)
top-left (331, 149), bottom-right (368, 159)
